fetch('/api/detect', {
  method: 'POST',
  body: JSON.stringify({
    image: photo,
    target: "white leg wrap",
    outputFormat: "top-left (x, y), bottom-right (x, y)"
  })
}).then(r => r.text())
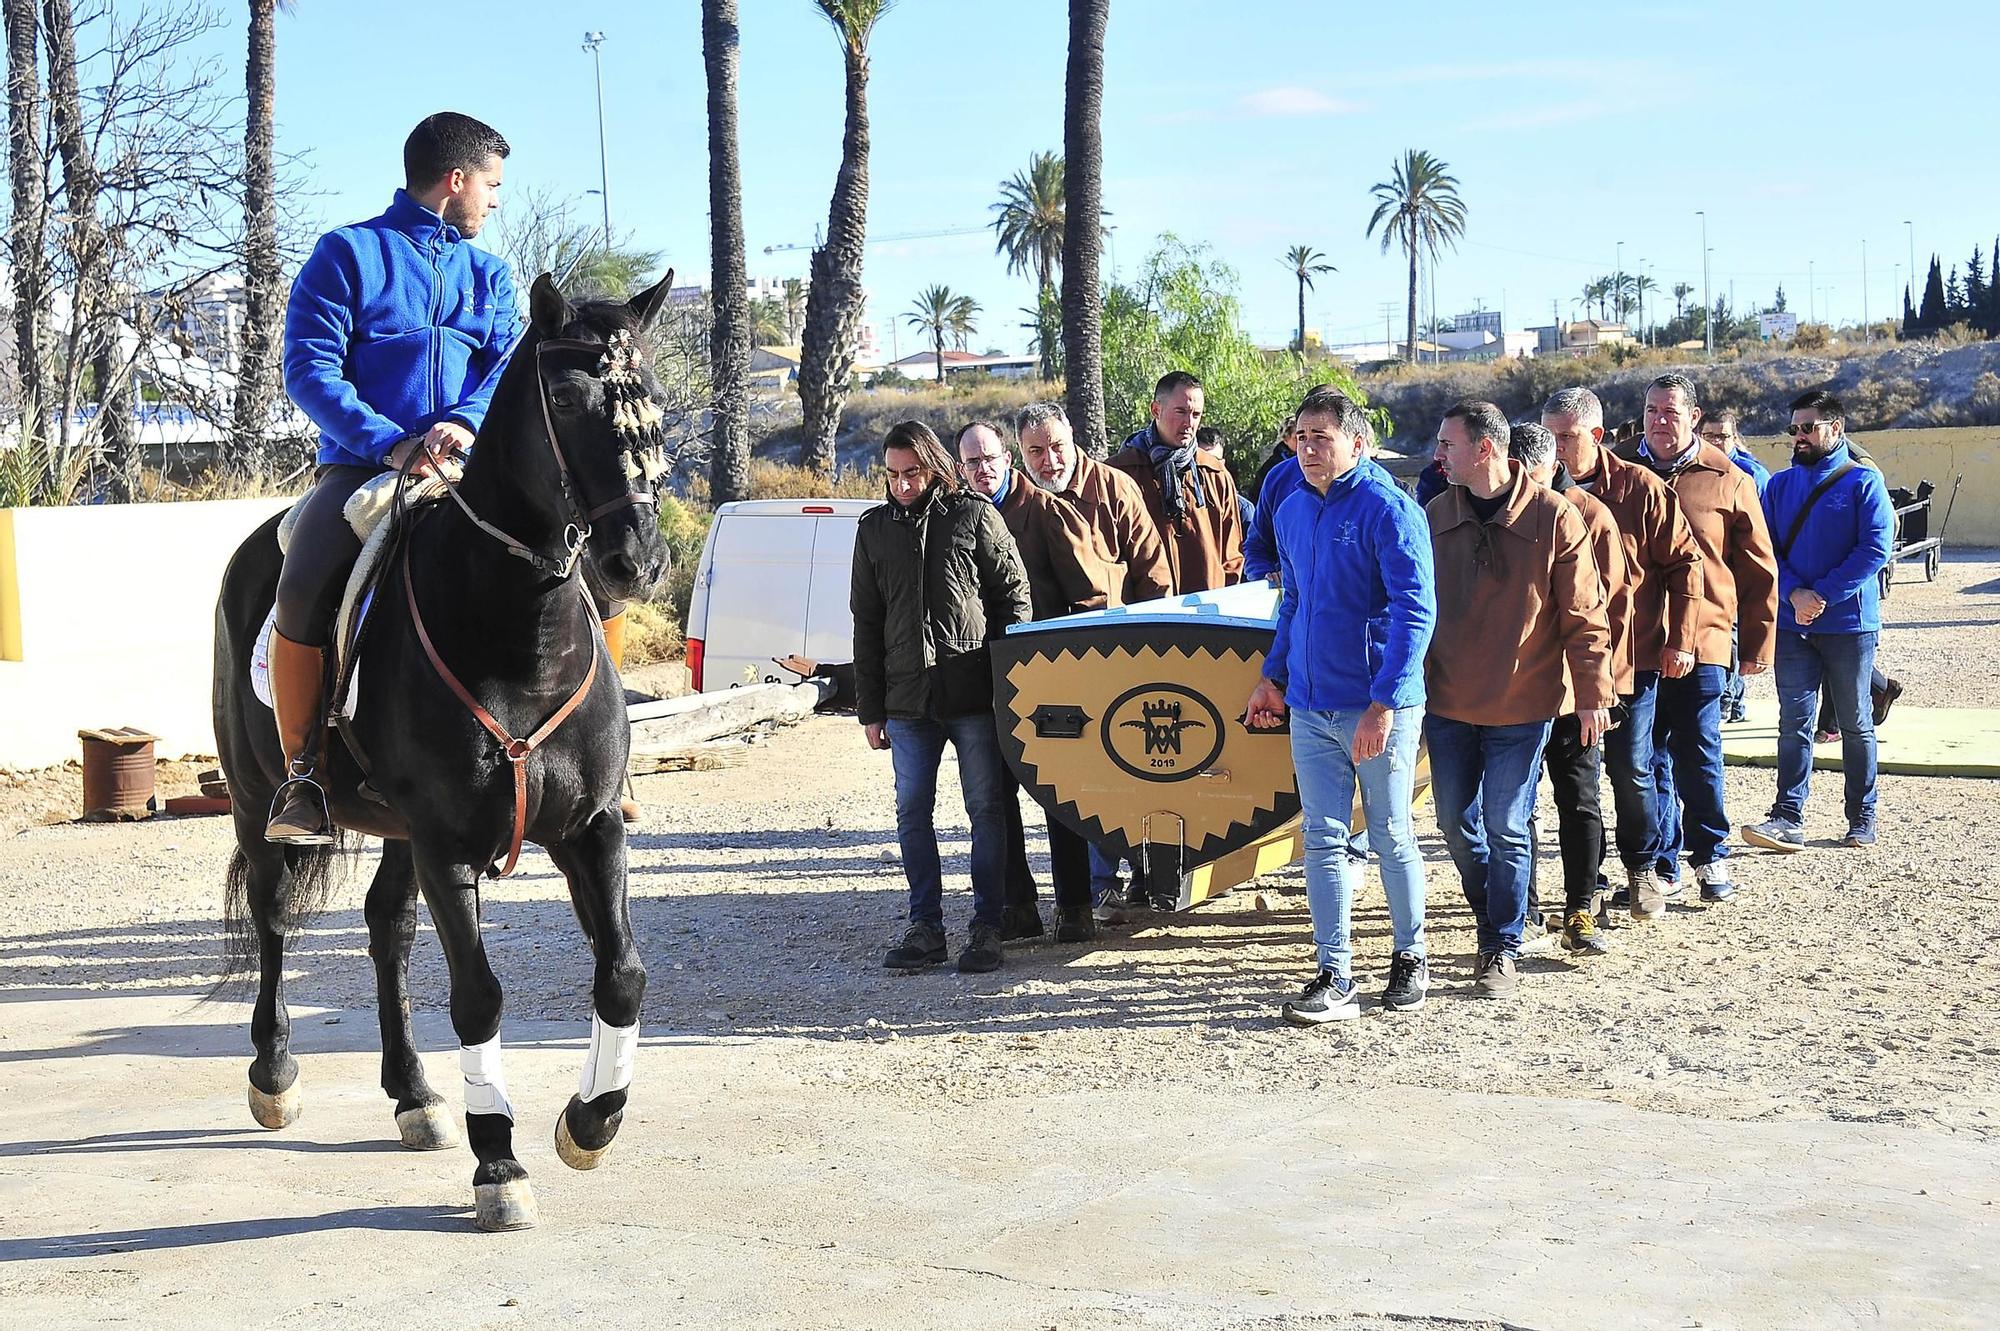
top-left (578, 1012), bottom-right (639, 1103)
top-left (461, 1034), bottom-right (515, 1120)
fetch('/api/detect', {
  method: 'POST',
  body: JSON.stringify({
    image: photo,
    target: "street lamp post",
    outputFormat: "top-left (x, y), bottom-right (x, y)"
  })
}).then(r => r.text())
top-left (1862, 239), bottom-right (1870, 344)
top-left (1905, 219), bottom-right (1916, 313)
top-left (1697, 211), bottom-right (1712, 356)
top-left (1615, 239), bottom-right (1624, 322)
top-left (1808, 260), bottom-right (1815, 325)
top-left (583, 31), bottom-right (611, 249)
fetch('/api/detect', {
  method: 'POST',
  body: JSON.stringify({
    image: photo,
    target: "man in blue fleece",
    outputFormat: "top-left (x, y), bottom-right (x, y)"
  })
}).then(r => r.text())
top-left (264, 111), bottom-right (521, 843)
top-left (1742, 391), bottom-right (1894, 852)
top-left (1243, 387), bottom-right (1436, 1023)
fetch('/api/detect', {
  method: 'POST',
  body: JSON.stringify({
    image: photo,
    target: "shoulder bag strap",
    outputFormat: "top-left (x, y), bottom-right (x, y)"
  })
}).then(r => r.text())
top-left (1776, 460), bottom-right (1858, 561)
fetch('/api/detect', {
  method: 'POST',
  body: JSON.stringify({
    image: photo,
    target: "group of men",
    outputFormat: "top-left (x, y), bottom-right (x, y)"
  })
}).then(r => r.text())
top-left (849, 367), bottom-right (1897, 1006)
top-left (850, 374), bottom-right (1251, 974)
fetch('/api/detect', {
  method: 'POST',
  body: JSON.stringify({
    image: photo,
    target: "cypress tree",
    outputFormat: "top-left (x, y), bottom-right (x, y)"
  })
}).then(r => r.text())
top-left (1919, 256), bottom-right (1948, 330)
top-left (1902, 284), bottom-right (1916, 337)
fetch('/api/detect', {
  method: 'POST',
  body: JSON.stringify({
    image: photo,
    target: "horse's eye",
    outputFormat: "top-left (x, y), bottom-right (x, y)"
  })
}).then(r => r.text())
top-left (551, 390), bottom-right (577, 411)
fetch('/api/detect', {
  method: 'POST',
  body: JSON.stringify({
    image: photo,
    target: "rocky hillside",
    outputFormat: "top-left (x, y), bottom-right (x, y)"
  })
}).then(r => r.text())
top-left (1358, 341), bottom-right (2000, 447)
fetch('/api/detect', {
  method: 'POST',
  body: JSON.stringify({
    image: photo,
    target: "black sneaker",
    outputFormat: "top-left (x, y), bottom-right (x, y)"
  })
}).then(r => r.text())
top-left (1281, 970), bottom-right (1359, 1025)
top-left (1092, 883), bottom-right (1131, 925)
top-left (1381, 951), bottom-right (1429, 1012)
top-left (883, 921), bottom-right (946, 970)
top-left (999, 905), bottom-right (1045, 941)
top-left (1053, 906), bottom-right (1096, 944)
top-left (956, 922), bottom-right (1004, 974)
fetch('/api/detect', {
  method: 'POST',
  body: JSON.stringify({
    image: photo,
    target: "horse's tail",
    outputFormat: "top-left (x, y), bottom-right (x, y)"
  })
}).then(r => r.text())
top-left (216, 835), bottom-right (348, 990)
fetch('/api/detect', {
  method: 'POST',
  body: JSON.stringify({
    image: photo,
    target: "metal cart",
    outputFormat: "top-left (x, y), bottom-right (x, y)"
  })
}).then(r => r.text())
top-left (1881, 474), bottom-right (1961, 596)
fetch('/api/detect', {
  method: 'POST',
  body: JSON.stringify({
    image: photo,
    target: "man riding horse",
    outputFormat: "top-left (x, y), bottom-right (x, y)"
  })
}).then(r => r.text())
top-left (269, 111), bottom-right (639, 842)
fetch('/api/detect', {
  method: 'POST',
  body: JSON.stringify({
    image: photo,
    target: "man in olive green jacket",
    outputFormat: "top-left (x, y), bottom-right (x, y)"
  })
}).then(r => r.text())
top-left (853, 421), bottom-right (1032, 975)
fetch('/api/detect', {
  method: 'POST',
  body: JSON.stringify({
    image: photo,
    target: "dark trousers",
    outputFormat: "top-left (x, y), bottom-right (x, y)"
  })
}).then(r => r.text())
top-left (1043, 820), bottom-right (1095, 917)
top-left (274, 464), bottom-right (380, 645)
top-left (1001, 764), bottom-right (1041, 915)
top-left (1535, 713), bottom-right (1606, 915)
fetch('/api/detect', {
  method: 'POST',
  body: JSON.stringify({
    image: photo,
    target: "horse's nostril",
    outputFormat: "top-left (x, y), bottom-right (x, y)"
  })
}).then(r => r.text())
top-left (604, 552), bottom-right (640, 585)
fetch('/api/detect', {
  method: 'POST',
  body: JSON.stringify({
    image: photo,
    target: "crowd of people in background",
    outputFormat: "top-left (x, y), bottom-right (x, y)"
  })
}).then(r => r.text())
top-left (848, 367), bottom-right (1899, 1014)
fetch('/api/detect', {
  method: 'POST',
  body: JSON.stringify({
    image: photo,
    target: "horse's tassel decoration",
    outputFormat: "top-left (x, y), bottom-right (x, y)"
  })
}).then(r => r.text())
top-left (600, 328), bottom-right (672, 487)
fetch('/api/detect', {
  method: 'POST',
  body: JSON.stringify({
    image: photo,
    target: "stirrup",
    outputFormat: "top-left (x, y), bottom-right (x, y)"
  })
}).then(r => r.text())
top-left (266, 766), bottom-right (334, 845)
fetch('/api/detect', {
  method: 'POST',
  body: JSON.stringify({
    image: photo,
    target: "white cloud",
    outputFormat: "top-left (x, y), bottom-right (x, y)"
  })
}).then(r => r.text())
top-left (1237, 86), bottom-right (1363, 118)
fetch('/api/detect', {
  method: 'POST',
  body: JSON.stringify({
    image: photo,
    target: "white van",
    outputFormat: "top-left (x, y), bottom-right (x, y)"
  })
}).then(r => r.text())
top-left (683, 498), bottom-right (880, 692)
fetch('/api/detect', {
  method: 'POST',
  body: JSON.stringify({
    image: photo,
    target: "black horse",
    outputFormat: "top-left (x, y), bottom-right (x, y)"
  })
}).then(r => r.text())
top-left (215, 273), bottom-right (672, 1231)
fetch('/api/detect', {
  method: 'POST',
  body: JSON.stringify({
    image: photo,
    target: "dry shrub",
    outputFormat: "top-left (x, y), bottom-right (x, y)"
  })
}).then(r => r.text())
top-left (622, 598), bottom-right (684, 665)
top-left (1846, 374), bottom-right (1927, 426)
top-left (747, 459), bottom-right (881, 500)
top-left (1936, 322), bottom-right (1986, 348)
top-left (1969, 372), bottom-right (2000, 423)
top-left (1791, 324), bottom-right (1832, 351)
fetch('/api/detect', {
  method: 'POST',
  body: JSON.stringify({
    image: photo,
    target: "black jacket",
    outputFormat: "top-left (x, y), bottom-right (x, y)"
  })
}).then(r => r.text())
top-left (851, 483), bottom-right (1032, 724)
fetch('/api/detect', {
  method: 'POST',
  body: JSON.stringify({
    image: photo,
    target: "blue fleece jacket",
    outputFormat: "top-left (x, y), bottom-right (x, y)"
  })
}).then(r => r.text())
top-left (1243, 453), bottom-right (1304, 580)
top-left (284, 190), bottom-right (522, 469)
top-left (1762, 440), bottom-right (1894, 635)
top-left (1262, 457), bottom-right (1435, 711)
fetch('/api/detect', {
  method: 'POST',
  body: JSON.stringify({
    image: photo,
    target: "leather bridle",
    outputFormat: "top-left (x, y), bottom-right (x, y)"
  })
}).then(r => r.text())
top-left (433, 332), bottom-right (663, 580)
top-left (396, 326), bottom-right (667, 877)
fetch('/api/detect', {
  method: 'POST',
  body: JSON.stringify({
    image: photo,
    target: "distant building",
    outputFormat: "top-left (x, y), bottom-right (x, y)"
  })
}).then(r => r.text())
top-left (884, 349), bottom-right (1037, 381)
top-left (1527, 319), bottom-right (1634, 357)
top-left (153, 272), bottom-right (247, 367)
top-left (1451, 309), bottom-right (1503, 335)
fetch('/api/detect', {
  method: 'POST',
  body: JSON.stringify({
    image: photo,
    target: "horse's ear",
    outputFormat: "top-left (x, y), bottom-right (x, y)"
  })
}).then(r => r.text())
top-left (529, 273), bottom-right (572, 338)
top-left (627, 269), bottom-right (675, 331)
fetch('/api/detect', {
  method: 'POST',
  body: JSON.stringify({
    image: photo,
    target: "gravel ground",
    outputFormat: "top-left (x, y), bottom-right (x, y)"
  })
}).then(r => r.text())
top-left (3, 551), bottom-right (1996, 1143)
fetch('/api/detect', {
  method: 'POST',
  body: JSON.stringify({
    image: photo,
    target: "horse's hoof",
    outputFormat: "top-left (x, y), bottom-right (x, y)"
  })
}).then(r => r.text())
top-left (395, 1102), bottom-right (458, 1151)
top-left (473, 1178), bottom-right (538, 1232)
top-left (554, 1109), bottom-right (612, 1171)
top-left (248, 1080), bottom-right (300, 1130)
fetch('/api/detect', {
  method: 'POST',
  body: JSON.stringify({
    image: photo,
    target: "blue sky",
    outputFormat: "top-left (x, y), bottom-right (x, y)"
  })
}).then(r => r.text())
top-left (249, 0), bottom-right (1999, 356)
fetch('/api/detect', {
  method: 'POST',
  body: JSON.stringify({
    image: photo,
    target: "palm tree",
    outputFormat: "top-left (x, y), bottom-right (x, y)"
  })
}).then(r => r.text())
top-left (703, 0), bottom-right (751, 503)
top-left (905, 284), bottom-right (966, 382)
top-left (1673, 281), bottom-right (1694, 320)
top-left (1365, 149), bottom-right (1467, 362)
top-left (781, 277), bottom-right (805, 342)
top-left (1574, 280), bottom-right (1602, 319)
top-left (991, 150), bottom-right (1065, 380)
top-left (1282, 244), bottom-right (1335, 352)
top-left (1061, 0), bottom-right (1109, 454)
top-left (947, 293), bottom-right (978, 352)
top-left (798, 0), bottom-right (888, 476)
top-left (1632, 272), bottom-right (1658, 342)
top-left (232, 0), bottom-right (294, 483)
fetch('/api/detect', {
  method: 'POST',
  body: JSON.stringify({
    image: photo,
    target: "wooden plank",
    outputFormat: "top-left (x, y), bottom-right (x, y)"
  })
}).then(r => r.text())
top-left (628, 678), bottom-right (832, 757)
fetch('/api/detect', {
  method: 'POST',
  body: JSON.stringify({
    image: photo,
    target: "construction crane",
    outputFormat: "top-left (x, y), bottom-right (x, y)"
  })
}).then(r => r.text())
top-left (762, 224), bottom-right (986, 255)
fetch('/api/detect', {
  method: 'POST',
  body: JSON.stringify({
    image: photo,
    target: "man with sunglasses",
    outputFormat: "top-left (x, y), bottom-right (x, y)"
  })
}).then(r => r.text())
top-left (1744, 392), bottom-right (1894, 851)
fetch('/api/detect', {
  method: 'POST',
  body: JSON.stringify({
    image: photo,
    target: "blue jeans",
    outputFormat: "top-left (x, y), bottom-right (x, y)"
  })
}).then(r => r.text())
top-left (1773, 631), bottom-right (1878, 828)
top-left (1602, 670), bottom-right (1661, 871)
top-left (1722, 623), bottom-right (1747, 718)
top-left (1087, 842), bottom-right (1129, 906)
top-left (886, 714), bottom-right (1010, 932)
top-left (1651, 664), bottom-right (1733, 875)
top-left (1424, 714), bottom-right (1552, 959)
top-left (1290, 705), bottom-right (1428, 979)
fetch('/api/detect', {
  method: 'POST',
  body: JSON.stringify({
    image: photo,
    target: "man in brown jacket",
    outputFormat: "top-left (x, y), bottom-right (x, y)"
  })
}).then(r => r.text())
top-left (1106, 371), bottom-right (1245, 592)
top-left (1425, 401), bottom-right (1613, 1000)
top-left (1616, 373), bottom-right (1778, 906)
top-left (1015, 400), bottom-right (1171, 916)
top-left (1511, 423), bottom-right (1625, 957)
top-left (1542, 386), bottom-right (1703, 921)
top-left (1016, 401), bottom-right (1172, 608)
top-left (955, 420), bottom-right (1101, 945)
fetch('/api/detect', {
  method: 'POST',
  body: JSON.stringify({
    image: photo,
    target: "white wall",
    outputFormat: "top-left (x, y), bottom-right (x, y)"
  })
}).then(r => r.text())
top-left (0, 497), bottom-right (293, 767)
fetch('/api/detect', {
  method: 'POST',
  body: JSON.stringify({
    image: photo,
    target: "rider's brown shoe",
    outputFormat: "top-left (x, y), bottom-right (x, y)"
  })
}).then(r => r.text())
top-left (266, 630), bottom-right (333, 845)
top-left (266, 779), bottom-right (334, 844)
